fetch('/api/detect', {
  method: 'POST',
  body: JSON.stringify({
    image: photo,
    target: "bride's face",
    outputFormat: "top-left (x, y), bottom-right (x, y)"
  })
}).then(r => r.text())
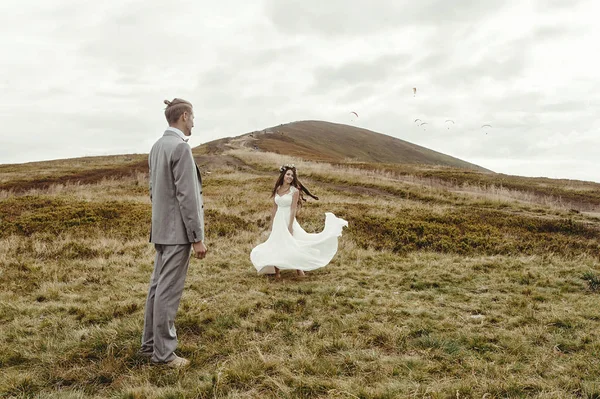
top-left (284, 169), bottom-right (294, 184)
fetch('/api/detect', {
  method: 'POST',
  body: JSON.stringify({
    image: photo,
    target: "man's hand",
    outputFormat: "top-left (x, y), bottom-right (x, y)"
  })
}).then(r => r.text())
top-left (192, 241), bottom-right (208, 259)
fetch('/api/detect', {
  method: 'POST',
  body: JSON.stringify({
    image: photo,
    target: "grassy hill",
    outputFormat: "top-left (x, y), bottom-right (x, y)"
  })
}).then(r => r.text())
top-left (238, 121), bottom-right (490, 172)
top-left (1, 133), bottom-right (600, 398)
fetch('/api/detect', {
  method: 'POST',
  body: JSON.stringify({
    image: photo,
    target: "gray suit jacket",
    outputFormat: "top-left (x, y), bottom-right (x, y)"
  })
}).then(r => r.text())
top-left (149, 131), bottom-right (204, 244)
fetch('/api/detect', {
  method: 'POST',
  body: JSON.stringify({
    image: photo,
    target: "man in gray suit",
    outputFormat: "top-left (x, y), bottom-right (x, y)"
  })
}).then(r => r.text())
top-left (140, 98), bottom-right (207, 368)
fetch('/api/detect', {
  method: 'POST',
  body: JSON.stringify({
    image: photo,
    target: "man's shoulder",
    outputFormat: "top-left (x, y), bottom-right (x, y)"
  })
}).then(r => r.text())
top-left (152, 134), bottom-right (185, 149)
top-left (157, 133), bottom-right (179, 143)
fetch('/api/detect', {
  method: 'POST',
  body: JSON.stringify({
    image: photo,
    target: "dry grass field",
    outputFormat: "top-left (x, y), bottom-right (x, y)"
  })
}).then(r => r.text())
top-left (1, 132), bottom-right (600, 398)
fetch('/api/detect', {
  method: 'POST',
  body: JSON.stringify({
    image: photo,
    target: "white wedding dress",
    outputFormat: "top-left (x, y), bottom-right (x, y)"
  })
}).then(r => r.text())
top-left (250, 186), bottom-right (348, 275)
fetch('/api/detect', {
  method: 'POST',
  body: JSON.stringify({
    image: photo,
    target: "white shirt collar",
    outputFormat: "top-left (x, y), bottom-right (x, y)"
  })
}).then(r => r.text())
top-left (166, 126), bottom-right (188, 142)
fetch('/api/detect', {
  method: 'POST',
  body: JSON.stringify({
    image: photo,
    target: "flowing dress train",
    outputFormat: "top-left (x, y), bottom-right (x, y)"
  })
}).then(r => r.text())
top-left (250, 186), bottom-right (348, 275)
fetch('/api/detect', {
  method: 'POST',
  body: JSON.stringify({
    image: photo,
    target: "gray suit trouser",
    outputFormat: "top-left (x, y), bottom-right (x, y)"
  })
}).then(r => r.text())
top-left (141, 243), bottom-right (191, 363)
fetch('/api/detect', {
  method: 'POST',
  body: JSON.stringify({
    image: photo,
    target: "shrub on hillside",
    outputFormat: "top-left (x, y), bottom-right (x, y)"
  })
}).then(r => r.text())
top-left (345, 207), bottom-right (600, 257)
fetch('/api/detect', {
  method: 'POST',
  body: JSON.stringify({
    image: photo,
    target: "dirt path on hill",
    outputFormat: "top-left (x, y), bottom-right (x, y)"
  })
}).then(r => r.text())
top-left (316, 181), bottom-right (403, 200)
top-left (194, 154), bottom-right (255, 173)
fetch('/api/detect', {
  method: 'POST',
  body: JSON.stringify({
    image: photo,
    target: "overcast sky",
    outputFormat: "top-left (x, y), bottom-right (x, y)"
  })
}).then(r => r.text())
top-left (1, 0), bottom-right (599, 182)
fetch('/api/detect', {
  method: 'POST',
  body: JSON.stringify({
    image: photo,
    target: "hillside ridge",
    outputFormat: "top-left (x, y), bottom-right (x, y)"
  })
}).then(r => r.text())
top-left (198, 120), bottom-right (490, 172)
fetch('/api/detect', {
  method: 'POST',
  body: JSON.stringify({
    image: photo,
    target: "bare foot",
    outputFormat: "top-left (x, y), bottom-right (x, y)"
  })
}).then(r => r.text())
top-left (296, 270), bottom-right (305, 277)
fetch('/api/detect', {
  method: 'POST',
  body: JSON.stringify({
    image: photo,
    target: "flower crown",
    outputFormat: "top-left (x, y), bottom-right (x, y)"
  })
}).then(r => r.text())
top-left (279, 164), bottom-right (296, 173)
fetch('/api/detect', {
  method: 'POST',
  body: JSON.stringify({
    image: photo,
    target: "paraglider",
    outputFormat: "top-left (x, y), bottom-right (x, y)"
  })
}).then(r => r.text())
top-left (481, 124), bottom-right (492, 135)
top-left (414, 118), bottom-right (422, 124)
top-left (445, 119), bottom-right (455, 129)
top-left (412, 87), bottom-right (417, 97)
top-left (419, 122), bottom-right (428, 131)
top-left (351, 111), bottom-right (358, 118)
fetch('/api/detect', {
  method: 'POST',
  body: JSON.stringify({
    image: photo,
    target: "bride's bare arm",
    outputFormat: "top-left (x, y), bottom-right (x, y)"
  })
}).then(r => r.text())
top-left (289, 190), bottom-right (300, 233)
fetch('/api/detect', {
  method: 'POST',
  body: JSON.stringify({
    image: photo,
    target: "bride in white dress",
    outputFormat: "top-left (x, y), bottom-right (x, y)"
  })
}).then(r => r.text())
top-left (250, 164), bottom-right (348, 278)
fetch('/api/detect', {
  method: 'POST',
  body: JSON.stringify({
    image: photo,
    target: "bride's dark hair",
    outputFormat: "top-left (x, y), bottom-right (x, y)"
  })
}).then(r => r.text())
top-left (271, 165), bottom-right (319, 207)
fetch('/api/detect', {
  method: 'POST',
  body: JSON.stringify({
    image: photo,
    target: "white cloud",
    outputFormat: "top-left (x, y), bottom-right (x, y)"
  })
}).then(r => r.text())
top-left (0, 0), bottom-right (599, 183)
